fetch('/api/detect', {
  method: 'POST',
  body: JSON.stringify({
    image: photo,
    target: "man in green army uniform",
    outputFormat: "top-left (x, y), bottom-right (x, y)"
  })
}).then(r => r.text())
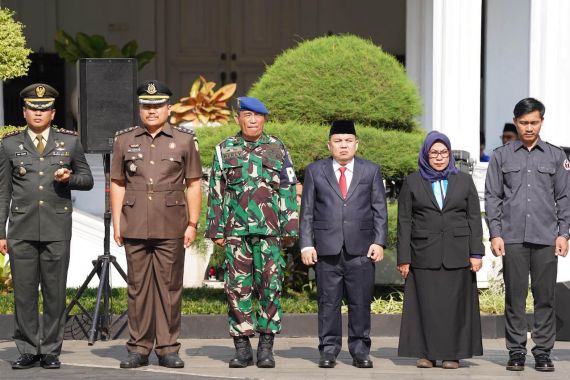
top-left (206, 97), bottom-right (298, 368)
top-left (0, 84), bottom-right (93, 370)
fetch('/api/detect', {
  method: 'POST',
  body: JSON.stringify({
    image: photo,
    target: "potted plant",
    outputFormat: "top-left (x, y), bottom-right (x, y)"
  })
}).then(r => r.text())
top-left (170, 76), bottom-right (236, 127)
top-left (54, 31), bottom-right (155, 70)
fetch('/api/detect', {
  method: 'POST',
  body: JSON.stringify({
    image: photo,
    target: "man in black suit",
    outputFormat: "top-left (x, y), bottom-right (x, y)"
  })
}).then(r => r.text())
top-left (0, 84), bottom-right (93, 370)
top-left (299, 120), bottom-right (387, 369)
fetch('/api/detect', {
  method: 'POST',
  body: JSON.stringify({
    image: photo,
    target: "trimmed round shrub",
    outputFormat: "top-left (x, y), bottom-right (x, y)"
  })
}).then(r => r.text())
top-left (195, 121), bottom-right (424, 179)
top-left (248, 35), bottom-right (422, 131)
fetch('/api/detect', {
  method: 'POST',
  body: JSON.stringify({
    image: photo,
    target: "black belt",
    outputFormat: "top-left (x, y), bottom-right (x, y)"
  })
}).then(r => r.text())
top-left (126, 183), bottom-right (186, 193)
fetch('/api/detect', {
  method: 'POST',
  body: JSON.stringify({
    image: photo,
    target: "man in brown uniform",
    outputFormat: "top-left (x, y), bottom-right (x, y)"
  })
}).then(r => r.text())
top-left (110, 80), bottom-right (202, 369)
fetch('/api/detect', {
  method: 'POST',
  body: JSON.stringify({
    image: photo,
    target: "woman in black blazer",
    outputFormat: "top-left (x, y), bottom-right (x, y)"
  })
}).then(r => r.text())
top-left (397, 131), bottom-right (484, 369)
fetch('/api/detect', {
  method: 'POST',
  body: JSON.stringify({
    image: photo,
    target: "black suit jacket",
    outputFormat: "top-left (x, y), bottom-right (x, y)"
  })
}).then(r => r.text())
top-left (396, 171), bottom-right (484, 269)
top-left (0, 127), bottom-right (93, 241)
top-left (299, 156), bottom-right (387, 256)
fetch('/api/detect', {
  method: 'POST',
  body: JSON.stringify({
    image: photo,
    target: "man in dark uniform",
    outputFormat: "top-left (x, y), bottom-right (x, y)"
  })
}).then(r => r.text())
top-left (485, 98), bottom-right (570, 372)
top-left (0, 83), bottom-right (94, 370)
top-left (110, 80), bottom-right (202, 369)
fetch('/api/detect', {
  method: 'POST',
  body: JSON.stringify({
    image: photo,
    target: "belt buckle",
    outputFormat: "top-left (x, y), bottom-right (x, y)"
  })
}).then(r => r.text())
top-left (146, 183), bottom-right (154, 194)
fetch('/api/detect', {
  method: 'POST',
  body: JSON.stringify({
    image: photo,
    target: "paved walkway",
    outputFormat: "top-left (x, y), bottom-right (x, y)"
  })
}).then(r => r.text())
top-left (1, 337), bottom-right (570, 379)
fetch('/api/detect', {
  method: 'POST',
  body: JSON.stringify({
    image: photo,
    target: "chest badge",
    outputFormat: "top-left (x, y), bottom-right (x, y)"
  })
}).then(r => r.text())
top-left (18, 144), bottom-right (24, 151)
top-left (169, 142), bottom-right (176, 149)
top-left (18, 167), bottom-right (27, 176)
top-left (129, 162), bottom-right (137, 173)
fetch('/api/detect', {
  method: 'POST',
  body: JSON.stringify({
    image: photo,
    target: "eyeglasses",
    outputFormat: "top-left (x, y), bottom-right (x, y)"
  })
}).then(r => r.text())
top-left (428, 150), bottom-right (449, 158)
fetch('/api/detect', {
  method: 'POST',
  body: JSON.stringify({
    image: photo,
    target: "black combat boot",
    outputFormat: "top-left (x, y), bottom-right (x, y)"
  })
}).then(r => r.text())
top-left (229, 336), bottom-right (254, 368)
top-left (256, 333), bottom-right (275, 368)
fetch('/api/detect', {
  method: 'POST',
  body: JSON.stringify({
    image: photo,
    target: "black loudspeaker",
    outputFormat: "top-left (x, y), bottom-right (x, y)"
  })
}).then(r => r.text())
top-left (556, 281), bottom-right (570, 341)
top-left (78, 58), bottom-right (137, 153)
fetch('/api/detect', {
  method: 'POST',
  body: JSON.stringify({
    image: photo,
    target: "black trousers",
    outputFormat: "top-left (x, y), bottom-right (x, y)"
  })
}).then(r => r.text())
top-left (503, 243), bottom-right (557, 356)
top-left (315, 249), bottom-right (375, 359)
top-left (8, 239), bottom-right (70, 356)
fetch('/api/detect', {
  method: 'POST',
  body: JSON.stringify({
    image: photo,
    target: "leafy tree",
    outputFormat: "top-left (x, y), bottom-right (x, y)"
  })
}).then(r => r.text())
top-left (0, 8), bottom-right (31, 80)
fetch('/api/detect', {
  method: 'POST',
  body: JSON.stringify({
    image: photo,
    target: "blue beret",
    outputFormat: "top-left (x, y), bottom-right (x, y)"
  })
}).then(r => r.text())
top-left (237, 97), bottom-right (269, 115)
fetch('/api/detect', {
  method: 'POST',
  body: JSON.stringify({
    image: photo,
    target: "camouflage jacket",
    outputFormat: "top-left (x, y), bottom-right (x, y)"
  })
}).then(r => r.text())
top-left (205, 132), bottom-right (298, 238)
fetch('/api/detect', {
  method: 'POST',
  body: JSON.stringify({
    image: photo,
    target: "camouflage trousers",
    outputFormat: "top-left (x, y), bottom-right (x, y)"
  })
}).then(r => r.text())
top-left (224, 235), bottom-right (284, 337)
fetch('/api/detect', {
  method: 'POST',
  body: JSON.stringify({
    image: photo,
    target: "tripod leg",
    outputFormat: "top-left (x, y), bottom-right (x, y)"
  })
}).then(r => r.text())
top-left (111, 259), bottom-right (128, 282)
top-left (88, 257), bottom-right (110, 345)
top-left (65, 261), bottom-right (102, 317)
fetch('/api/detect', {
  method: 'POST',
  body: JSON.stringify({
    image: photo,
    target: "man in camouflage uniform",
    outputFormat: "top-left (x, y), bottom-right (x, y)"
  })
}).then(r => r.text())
top-left (206, 97), bottom-right (298, 368)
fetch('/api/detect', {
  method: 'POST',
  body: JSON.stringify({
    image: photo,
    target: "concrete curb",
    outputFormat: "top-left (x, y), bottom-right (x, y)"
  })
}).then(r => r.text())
top-left (0, 313), bottom-right (521, 341)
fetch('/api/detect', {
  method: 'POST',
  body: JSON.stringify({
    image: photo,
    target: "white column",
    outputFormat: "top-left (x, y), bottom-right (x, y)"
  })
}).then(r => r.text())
top-left (528, 0), bottom-right (570, 147)
top-left (484, 0), bottom-right (530, 151)
top-left (406, 0), bottom-right (482, 160)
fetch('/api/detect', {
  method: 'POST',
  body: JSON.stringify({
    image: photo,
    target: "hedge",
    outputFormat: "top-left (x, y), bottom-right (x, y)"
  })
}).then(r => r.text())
top-left (248, 35), bottom-right (422, 131)
top-left (195, 121), bottom-right (424, 179)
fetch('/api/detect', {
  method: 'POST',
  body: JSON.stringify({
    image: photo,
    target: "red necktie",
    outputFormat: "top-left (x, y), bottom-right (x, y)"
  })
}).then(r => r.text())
top-left (339, 167), bottom-right (347, 199)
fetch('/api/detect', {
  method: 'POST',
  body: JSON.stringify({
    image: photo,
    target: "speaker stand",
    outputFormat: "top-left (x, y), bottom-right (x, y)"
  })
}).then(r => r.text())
top-left (65, 153), bottom-right (128, 345)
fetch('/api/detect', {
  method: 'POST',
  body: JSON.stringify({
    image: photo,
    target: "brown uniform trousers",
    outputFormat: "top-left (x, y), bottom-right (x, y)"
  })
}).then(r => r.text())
top-left (111, 123), bottom-right (202, 355)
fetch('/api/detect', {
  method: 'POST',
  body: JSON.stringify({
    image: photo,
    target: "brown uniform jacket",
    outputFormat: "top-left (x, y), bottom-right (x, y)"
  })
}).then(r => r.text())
top-left (111, 124), bottom-right (202, 239)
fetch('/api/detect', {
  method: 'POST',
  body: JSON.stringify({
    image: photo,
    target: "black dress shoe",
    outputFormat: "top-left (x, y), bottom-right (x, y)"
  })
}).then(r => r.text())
top-left (12, 353), bottom-right (41, 369)
top-left (352, 357), bottom-right (373, 368)
top-left (506, 353), bottom-right (525, 371)
top-left (318, 353), bottom-right (336, 368)
top-left (534, 354), bottom-right (554, 372)
top-left (41, 354), bottom-right (61, 369)
top-left (157, 352), bottom-right (185, 368)
top-left (120, 352), bottom-right (149, 369)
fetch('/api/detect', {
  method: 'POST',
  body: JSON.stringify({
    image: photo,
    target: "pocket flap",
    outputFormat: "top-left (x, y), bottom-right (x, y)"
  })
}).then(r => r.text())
top-left (314, 221), bottom-right (329, 230)
top-left (55, 201), bottom-right (72, 213)
top-left (11, 204), bottom-right (26, 214)
top-left (454, 227), bottom-right (470, 237)
top-left (123, 197), bottom-right (136, 207)
top-left (12, 157), bottom-right (33, 166)
top-left (411, 229), bottom-right (429, 239)
top-left (166, 194), bottom-right (186, 206)
top-left (538, 165), bottom-right (555, 174)
top-left (50, 156), bottom-right (71, 166)
top-left (162, 153), bottom-right (182, 163)
top-left (502, 165), bottom-right (520, 173)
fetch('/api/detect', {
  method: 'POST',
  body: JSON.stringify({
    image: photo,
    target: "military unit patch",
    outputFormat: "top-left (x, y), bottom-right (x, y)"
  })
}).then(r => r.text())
top-left (564, 159), bottom-right (570, 171)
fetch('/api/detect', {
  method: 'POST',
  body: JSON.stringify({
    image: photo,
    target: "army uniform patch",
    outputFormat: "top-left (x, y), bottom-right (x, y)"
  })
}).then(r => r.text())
top-left (564, 159), bottom-right (570, 171)
top-left (221, 147), bottom-right (242, 160)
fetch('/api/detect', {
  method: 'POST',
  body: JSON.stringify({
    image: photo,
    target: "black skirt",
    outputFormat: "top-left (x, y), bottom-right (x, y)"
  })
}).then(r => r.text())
top-left (398, 266), bottom-right (483, 360)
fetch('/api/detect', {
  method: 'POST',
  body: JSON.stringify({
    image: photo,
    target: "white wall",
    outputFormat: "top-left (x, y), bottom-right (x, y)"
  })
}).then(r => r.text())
top-left (484, 0), bottom-right (530, 152)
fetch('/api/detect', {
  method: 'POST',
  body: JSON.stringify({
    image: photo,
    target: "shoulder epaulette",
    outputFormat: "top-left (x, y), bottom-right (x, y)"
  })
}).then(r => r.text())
top-left (55, 128), bottom-right (79, 136)
top-left (546, 141), bottom-right (563, 151)
top-left (1, 129), bottom-right (23, 139)
top-left (173, 125), bottom-right (195, 135)
top-left (115, 126), bottom-right (139, 136)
